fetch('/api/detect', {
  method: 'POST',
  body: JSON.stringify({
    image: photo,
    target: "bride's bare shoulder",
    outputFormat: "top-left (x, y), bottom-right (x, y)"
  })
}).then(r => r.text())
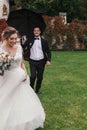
top-left (0, 44), bottom-right (4, 51)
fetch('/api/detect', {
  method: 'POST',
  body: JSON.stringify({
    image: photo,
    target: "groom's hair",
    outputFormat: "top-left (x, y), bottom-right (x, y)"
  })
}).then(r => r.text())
top-left (33, 26), bottom-right (41, 31)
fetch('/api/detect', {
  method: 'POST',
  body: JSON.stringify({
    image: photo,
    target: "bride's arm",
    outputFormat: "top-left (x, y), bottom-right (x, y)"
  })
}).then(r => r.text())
top-left (19, 44), bottom-right (27, 80)
top-left (21, 61), bottom-right (27, 80)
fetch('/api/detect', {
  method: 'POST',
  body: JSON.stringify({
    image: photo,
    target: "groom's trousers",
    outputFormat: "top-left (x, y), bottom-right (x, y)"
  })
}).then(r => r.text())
top-left (29, 59), bottom-right (45, 93)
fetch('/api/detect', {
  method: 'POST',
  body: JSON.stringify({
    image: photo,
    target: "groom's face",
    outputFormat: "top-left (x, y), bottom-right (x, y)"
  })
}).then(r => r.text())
top-left (33, 27), bottom-right (41, 37)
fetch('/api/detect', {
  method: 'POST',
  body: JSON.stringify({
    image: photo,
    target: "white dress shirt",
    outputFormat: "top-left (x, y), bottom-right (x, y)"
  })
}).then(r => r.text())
top-left (30, 37), bottom-right (44, 60)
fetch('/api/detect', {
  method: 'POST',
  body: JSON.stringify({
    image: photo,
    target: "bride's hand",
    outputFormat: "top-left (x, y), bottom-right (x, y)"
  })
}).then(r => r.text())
top-left (22, 73), bottom-right (27, 81)
top-left (21, 62), bottom-right (27, 81)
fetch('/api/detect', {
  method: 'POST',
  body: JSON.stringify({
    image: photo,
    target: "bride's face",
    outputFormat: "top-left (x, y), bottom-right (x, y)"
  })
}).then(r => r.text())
top-left (7, 33), bottom-right (18, 47)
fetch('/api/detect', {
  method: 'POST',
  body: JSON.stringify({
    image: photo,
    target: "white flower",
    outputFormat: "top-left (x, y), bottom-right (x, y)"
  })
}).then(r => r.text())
top-left (0, 52), bottom-right (14, 76)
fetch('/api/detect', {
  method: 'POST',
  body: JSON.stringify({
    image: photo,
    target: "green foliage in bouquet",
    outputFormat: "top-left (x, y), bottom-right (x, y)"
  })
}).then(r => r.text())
top-left (0, 52), bottom-right (14, 76)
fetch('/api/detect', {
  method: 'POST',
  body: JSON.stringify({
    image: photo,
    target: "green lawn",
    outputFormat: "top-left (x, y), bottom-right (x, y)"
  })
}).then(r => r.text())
top-left (25, 51), bottom-right (87, 130)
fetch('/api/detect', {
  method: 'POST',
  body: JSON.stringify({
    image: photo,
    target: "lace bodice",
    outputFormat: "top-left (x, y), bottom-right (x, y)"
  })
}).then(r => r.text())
top-left (0, 44), bottom-right (23, 69)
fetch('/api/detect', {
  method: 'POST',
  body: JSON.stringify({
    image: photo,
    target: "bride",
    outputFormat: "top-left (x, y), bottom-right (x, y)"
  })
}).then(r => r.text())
top-left (0, 27), bottom-right (45, 130)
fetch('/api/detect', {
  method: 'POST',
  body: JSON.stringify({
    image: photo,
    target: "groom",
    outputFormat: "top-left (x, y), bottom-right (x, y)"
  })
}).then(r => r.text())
top-left (21, 27), bottom-right (51, 94)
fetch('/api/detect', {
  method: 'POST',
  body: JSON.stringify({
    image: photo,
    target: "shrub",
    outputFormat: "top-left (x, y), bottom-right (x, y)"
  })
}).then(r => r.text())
top-left (43, 16), bottom-right (87, 50)
top-left (0, 19), bottom-right (8, 41)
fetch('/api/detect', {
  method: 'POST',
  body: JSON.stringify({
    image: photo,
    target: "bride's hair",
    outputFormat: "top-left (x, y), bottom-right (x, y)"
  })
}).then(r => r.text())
top-left (1, 26), bottom-right (19, 40)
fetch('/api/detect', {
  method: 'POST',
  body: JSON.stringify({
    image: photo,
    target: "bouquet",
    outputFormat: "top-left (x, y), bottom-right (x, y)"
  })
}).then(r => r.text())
top-left (0, 52), bottom-right (14, 76)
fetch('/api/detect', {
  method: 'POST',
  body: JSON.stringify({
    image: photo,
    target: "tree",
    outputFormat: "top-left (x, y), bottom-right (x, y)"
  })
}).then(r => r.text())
top-left (10, 0), bottom-right (86, 21)
top-left (80, 0), bottom-right (87, 20)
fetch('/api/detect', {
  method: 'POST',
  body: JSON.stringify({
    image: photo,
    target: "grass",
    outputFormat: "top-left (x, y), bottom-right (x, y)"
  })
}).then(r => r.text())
top-left (25, 51), bottom-right (87, 130)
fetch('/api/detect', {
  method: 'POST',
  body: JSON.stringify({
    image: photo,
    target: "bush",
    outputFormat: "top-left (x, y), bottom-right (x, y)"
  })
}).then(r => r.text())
top-left (0, 19), bottom-right (8, 41)
top-left (43, 16), bottom-right (87, 50)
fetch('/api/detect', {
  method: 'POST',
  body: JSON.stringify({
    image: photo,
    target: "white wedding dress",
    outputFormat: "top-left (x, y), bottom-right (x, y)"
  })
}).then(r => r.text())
top-left (0, 44), bottom-right (45, 130)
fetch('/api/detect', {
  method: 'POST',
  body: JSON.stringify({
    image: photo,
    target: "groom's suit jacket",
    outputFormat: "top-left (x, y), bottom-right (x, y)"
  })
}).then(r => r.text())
top-left (21, 37), bottom-right (51, 62)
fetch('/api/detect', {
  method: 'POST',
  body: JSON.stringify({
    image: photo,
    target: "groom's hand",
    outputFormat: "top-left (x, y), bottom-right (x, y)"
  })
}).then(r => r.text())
top-left (46, 61), bottom-right (51, 66)
top-left (21, 35), bottom-right (27, 45)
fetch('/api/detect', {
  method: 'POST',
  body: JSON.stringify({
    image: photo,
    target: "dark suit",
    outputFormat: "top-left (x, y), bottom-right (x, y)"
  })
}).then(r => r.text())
top-left (22, 37), bottom-right (51, 93)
